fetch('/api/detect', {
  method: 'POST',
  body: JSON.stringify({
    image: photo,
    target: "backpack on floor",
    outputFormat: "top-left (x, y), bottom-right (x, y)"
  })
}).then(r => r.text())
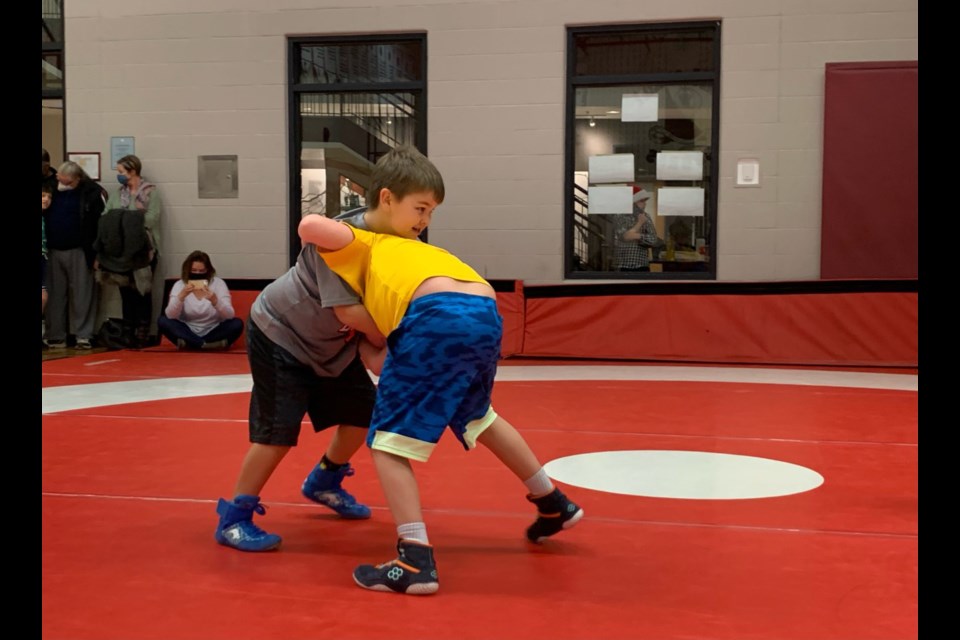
top-left (97, 318), bottom-right (129, 350)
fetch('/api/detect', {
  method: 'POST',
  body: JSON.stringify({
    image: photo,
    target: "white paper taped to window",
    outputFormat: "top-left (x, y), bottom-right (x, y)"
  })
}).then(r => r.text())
top-left (656, 151), bottom-right (703, 181)
top-left (657, 187), bottom-right (704, 217)
top-left (621, 94), bottom-right (659, 122)
top-left (588, 185), bottom-right (633, 214)
top-left (588, 154), bottom-right (634, 184)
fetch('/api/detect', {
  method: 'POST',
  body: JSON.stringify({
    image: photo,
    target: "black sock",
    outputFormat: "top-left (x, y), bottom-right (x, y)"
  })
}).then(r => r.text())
top-left (319, 455), bottom-right (344, 472)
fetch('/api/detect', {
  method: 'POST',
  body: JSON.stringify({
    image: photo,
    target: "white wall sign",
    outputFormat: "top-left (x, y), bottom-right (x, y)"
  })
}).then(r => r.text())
top-left (736, 158), bottom-right (761, 187)
top-left (110, 137), bottom-right (135, 167)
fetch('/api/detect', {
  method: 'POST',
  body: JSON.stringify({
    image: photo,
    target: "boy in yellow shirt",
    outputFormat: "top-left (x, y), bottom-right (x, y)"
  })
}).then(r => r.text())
top-left (298, 146), bottom-right (583, 595)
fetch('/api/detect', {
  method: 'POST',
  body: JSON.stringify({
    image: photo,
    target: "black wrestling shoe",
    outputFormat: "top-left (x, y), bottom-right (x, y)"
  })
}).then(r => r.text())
top-left (525, 487), bottom-right (584, 543)
top-left (353, 539), bottom-right (439, 595)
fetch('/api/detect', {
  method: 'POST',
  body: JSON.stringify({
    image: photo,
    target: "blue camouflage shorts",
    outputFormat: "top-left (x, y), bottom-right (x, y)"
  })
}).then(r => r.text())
top-left (368, 292), bottom-right (502, 462)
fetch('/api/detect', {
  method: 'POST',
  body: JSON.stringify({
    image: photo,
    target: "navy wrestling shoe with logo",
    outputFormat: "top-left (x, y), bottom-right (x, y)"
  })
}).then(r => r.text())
top-left (353, 539), bottom-right (440, 595)
top-left (525, 487), bottom-right (584, 543)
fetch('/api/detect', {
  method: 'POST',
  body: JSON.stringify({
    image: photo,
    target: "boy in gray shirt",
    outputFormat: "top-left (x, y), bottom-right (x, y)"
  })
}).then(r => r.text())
top-left (214, 209), bottom-right (385, 551)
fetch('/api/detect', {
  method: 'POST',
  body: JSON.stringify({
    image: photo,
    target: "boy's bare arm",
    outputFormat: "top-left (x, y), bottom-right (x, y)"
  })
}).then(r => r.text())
top-left (298, 214), bottom-right (354, 250)
top-left (358, 337), bottom-right (387, 375)
top-left (301, 214), bottom-right (385, 345)
top-left (333, 304), bottom-right (386, 348)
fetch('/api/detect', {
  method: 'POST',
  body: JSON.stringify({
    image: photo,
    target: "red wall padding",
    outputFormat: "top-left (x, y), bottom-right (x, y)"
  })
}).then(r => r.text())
top-left (521, 291), bottom-right (917, 367)
top-left (160, 287), bottom-right (523, 356)
top-left (496, 282), bottom-right (525, 358)
top-left (159, 280), bottom-right (917, 368)
top-left (821, 61), bottom-right (918, 279)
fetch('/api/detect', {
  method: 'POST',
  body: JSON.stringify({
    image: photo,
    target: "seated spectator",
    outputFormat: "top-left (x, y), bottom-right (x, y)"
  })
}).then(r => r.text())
top-left (158, 251), bottom-right (243, 350)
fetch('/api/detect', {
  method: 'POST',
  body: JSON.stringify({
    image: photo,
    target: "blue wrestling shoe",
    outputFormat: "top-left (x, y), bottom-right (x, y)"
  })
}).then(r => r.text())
top-left (301, 462), bottom-right (372, 519)
top-left (214, 494), bottom-right (282, 552)
top-left (353, 539), bottom-right (440, 595)
top-left (525, 487), bottom-right (584, 544)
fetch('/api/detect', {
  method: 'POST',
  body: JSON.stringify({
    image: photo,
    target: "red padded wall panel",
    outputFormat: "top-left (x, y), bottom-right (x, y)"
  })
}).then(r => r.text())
top-left (821, 61), bottom-right (918, 279)
top-left (521, 291), bottom-right (917, 367)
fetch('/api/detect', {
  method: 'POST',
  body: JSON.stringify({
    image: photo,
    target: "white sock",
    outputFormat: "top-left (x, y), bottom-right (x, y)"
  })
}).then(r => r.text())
top-left (397, 522), bottom-right (429, 544)
top-left (524, 468), bottom-right (555, 497)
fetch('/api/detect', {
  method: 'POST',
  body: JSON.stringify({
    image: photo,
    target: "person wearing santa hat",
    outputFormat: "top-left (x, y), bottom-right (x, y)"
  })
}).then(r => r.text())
top-left (612, 186), bottom-right (663, 272)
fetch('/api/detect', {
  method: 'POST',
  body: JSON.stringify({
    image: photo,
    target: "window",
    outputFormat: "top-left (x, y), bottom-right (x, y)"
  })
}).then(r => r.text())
top-left (42, 51), bottom-right (63, 93)
top-left (42, 0), bottom-right (64, 95)
top-left (42, 1), bottom-right (64, 164)
top-left (288, 35), bottom-right (427, 263)
top-left (565, 22), bottom-right (720, 279)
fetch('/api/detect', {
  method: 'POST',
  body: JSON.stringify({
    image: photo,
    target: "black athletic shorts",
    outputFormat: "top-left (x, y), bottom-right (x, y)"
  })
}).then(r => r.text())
top-left (246, 318), bottom-right (377, 446)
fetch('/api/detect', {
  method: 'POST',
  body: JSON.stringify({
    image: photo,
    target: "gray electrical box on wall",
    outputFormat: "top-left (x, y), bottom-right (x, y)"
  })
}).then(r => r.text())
top-left (198, 155), bottom-right (239, 198)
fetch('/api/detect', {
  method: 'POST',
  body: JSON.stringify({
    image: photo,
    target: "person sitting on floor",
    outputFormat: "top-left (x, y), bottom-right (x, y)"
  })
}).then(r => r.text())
top-left (158, 250), bottom-right (243, 350)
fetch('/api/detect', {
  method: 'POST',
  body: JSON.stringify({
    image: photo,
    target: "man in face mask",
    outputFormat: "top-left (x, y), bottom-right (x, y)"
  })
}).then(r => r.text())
top-left (42, 161), bottom-right (106, 350)
top-left (56, 171), bottom-right (80, 191)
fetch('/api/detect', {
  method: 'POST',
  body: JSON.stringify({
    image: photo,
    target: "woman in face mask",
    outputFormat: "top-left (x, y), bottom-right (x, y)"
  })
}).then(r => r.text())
top-left (104, 154), bottom-right (163, 348)
top-left (42, 161), bottom-right (106, 350)
top-left (157, 251), bottom-right (243, 350)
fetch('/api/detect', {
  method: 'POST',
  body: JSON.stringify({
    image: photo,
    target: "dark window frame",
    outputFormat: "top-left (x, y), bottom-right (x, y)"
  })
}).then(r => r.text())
top-left (42, 0), bottom-right (65, 100)
top-left (564, 21), bottom-right (721, 280)
top-left (287, 33), bottom-right (428, 265)
top-left (42, 0), bottom-right (66, 165)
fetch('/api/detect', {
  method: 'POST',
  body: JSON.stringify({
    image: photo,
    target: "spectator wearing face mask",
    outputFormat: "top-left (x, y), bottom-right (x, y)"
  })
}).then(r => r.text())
top-left (42, 161), bottom-right (106, 349)
top-left (157, 251), bottom-right (243, 350)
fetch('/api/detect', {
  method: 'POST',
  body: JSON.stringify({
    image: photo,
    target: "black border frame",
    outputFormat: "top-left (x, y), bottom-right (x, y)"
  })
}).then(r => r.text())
top-left (286, 33), bottom-right (428, 266)
top-left (42, 1), bottom-right (67, 161)
top-left (564, 21), bottom-right (722, 281)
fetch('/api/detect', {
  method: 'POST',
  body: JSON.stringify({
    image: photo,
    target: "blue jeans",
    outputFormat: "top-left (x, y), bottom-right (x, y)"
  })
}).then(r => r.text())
top-left (157, 314), bottom-right (243, 349)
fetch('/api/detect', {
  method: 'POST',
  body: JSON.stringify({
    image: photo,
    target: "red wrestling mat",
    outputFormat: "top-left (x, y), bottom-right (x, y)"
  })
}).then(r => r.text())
top-left (42, 351), bottom-right (917, 640)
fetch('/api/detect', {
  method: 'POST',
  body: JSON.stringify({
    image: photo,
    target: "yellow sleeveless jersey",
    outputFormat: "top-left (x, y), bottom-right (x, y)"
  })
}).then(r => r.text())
top-left (318, 226), bottom-right (489, 336)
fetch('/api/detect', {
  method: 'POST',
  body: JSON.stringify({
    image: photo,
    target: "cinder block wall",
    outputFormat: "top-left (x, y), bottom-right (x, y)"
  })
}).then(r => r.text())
top-left (64, 0), bottom-right (918, 285)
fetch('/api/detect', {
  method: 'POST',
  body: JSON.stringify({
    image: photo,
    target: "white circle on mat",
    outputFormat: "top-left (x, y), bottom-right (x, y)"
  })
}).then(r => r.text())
top-left (544, 450), bottom-right (824, 500)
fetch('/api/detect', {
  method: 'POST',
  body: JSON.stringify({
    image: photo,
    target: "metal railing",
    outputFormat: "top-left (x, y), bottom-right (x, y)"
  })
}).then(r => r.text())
top-left (300, 92), bottom-right (416, 151)
top-left (572, 183), bottom-right (612, 271)
top-left (42, 0), bottom-right (62, 43)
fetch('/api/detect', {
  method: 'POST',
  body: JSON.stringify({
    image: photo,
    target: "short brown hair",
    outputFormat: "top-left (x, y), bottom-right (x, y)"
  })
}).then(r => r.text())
top-left (117, 154), bottom-right (143, 176)
top-left (181, 250), bottom-right (216, 282)
top-left (368, 145), bottom-right (445, 210)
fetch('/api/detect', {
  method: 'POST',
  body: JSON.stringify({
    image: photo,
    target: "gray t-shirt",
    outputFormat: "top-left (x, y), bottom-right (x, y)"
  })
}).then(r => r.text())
top-left (248, 209), bottom-right (370, 377)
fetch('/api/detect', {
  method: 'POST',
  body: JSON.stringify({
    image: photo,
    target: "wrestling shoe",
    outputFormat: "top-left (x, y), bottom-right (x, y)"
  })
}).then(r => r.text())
top-left (353, 539), bottom-right (439, 595)
top-left (214, 494), bottom-right (282, 552)
top-left (525, 487), bottom-right (584, 543)
top-left (301, 462), bottom-right (371, 519)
